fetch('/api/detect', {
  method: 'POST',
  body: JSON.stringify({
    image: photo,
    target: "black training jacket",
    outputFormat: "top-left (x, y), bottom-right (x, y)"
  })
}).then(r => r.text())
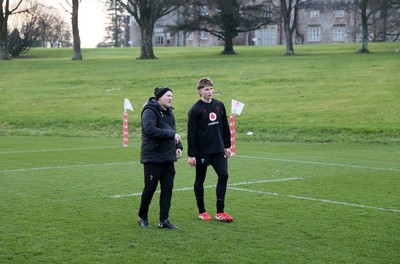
top-left (187, 99), bottom-right (231, 157)
top-left (140, 97), bottom-right (183, 164)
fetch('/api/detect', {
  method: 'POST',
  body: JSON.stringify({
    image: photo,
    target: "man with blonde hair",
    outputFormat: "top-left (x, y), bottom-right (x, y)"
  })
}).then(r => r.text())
top-left (187, 77), bottom-right (234, 222)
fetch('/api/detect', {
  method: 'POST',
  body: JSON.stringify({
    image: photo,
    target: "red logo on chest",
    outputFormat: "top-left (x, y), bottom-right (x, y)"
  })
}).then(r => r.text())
top-left (209, 112), bottom-right (217, 121)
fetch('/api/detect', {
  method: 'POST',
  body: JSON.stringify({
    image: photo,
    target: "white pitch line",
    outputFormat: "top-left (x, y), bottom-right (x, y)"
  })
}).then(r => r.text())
top-left (236, 155), bottom-right (400, 172)
top-left (2, 148), bottom-right (397, 173)
top-left (111, 178), bottom-right (303, 198)
top-left (0, 162), bottom-right (137, 173)
top-left (0, 146), bottom-right (120, 154)
top-left (229, 187), bottom-right (400, 213)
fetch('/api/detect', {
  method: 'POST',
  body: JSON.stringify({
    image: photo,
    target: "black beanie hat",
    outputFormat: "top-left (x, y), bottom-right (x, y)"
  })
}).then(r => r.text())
top-left (154, 87), bottom-right (172, 100)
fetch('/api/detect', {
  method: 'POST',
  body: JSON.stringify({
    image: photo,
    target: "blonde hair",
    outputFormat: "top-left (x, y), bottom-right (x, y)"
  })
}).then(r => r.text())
top-left (197, 77), bottom-right (214, 90)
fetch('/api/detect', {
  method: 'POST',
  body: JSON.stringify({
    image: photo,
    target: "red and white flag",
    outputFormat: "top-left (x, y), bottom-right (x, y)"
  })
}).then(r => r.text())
top-left (123, 98), bottom-right (134, 147)
top-left (124, 98), bottom-right (134, 112)
top-left (231, 99), bottom-right (245, 116)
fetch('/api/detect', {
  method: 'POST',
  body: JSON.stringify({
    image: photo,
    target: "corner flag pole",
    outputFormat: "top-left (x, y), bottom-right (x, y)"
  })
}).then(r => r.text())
top-left (230, 99), bottom-right (245, 156)
top-left (123, 111), bottom-right (129, 147)
top-left (229, 113), bottom-right (236, 156)
top-left (123, 98), bottom-right (134, 147)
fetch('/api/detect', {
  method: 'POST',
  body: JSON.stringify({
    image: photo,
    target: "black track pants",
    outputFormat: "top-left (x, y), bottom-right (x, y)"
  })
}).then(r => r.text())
top-left (194, 153), bottom-right (229, 214)
top-left (138, 162), bottom-right (175, 222)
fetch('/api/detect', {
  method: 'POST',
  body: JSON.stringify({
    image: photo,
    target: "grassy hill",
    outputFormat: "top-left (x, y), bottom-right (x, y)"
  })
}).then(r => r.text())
top-left (1, 43), bottom-right (399, 143)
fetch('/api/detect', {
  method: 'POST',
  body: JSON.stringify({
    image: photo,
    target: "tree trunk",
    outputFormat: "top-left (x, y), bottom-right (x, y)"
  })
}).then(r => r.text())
top-left (0, 1), bottom-right (10, 60)
top-left (0, 20), bottom-right (9, 60)
top-left (285, 25), bottom-right (295, 55)
top-left (71, 0), bottom-right (82, 60)
top-left (222, 35), bottom-right (235, 55)
top-left (381, 0), bottom-right (388, 42)
top-left (139, 23), bottom-right (156, 59)
top-left (358, 0), bottom-right (370, 53)
top-left (280, 0), bottom-right (298, 56)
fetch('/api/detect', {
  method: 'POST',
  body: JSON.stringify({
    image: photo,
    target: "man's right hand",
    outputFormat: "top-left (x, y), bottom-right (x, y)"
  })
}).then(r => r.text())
top-left (188, 157), bottom-right (196, 167)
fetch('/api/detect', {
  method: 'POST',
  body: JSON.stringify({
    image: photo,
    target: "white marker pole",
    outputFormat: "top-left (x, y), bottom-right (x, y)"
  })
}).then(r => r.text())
top-left (123, 111), bottom-right (129, 147)
top-left (123, 98), bottom-right (134, 147)
top-left (229, 113), bottom-right (236, 156)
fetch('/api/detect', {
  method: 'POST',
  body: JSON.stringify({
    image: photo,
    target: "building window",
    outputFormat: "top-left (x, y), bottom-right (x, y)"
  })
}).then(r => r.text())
top-left (308, 26), bottom-right (321, 42)
top-left (335, 10), bottom-right (345, 17)
top-left (310, 10), bottom-right (319, 18)
top-left (155, 35), bottom-right (164, 45)
top-left (155, 28), bottom-right (164, 45)
top-left (187, 32), bottom-right (193, 41)
top-left (201, 31), bottom-right (208, 40)
top-left (333, 25), bottom-right (345, 41)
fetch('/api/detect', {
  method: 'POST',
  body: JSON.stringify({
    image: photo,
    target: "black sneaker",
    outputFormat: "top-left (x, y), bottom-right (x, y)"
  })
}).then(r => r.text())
top-left (158, 220), bottom-right (178, 229)
top-left (138, 217), bottom-right (151, 228)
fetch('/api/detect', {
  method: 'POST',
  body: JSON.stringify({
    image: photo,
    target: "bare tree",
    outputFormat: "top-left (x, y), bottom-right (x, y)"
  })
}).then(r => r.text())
top-left (381, 0), bottom-right (400, 41)
top-left (104, 0), bottom-right (126, 47)
top-left (358, 0), bottom-right (370, 53)
top-left (175, 0), bottom-right (273, 55)
top-left (115, 0), bottom-right (188, 59)
top-left (275, 0), bottom-right (300, 55)
top-left (341, 0), bottom-right (382, 53)
top-left (9, 5), bottom-right (71, 49)
top-left (1, 0), bottom-right (37, 60)
top-left (36, 7), bottom-right (70, 47)
top-left (354, 0), bottom-right (400, 46)
top-left (47, 14), bottom-right (70, 47)
top-left (60, 0), bottom-right (82, 60)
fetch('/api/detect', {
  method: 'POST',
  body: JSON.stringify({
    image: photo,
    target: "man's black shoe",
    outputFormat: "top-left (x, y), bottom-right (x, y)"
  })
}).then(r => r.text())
top-left (138, 217), bottom-right (151, 228)
top-left (158, 220), bottom-right (178, 229)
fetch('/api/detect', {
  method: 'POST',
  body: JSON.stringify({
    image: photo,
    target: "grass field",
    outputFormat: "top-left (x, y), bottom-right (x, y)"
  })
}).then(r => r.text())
top-left (1, 136), bottom-right (399, 263)
top-left (1, 43), bottom-right (399, 263)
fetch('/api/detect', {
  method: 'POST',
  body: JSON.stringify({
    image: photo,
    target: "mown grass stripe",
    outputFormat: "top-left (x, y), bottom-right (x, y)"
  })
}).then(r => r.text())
top-left (229, 187), bottom-right (400, 213)
top-left (0, 162), bottom-right (137, 173)
top-left (111, 178), bottom-right (303, 198)
top-left (2, 154), bottom-right (397, 173)
top-left (237, 155), bottom-right (400, 172)
top-left (0, 146), bottom-right (120, 154)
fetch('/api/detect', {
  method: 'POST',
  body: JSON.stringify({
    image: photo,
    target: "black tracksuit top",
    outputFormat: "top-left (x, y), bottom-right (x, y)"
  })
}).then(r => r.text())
top-left (140, 97), bottom-right (183, 164)
top-left (187, 99), bottom-right (231, 157)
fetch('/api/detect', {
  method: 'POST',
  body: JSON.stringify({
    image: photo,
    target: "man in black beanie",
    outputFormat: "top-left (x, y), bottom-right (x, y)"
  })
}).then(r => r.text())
top-left (154, 86), bottom-right (172, 100)
top-left (137, 86), bottom-right (182, 229)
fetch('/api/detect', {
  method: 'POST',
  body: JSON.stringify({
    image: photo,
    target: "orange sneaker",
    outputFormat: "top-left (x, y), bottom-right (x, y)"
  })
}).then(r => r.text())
top-left (215, 212), bottom-right (234, 222)
top-left (198, 212), bottom-right (212, 221)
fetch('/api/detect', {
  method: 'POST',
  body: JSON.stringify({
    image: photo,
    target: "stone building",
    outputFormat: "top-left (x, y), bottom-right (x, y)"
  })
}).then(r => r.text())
top-left (128, 0), bottom-right (396, 47)
top-left (296, 1), bottom-right (359, 44)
